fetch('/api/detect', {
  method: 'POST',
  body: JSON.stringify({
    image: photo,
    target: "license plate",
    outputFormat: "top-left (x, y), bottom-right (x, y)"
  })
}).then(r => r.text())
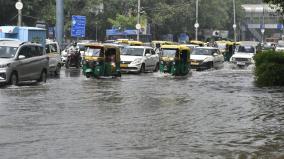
top-left (120, 64), bottom-right (128, 68)
top-left (191, 62), bottom-right (199, 65)
top-left (237, 62), bottom-right (245, 65)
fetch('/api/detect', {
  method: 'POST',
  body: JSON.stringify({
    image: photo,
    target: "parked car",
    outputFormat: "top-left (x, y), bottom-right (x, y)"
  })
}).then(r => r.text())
top-left (0, 40), bottom-right (49, 85)
top-left (275, 40), bottom-right (284, 52)
top-left (230, 41), bottom-right (259, 68)
top-left (190, 47), bottom-right (224, 70)
top-left (120, 46), bottom-right (159, 73)
top-left (46, 39), bottom-right (62, 75)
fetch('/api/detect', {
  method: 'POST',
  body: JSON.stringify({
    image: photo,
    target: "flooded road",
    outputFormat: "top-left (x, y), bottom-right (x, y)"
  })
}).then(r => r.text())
top-left (0, 65), bottom-right (283, 159)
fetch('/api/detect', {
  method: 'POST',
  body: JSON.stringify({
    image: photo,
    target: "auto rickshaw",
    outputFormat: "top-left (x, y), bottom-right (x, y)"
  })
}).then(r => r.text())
top-left (224, 41), bottom-right (239, 61)
top-left (160, 45), bottom-right (190, 76)
top-left (82, 44), bottom-right (121, 78)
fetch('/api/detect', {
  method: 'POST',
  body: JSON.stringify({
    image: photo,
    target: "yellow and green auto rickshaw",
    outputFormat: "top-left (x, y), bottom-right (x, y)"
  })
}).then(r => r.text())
top-left (82, 44), bottom-right (121, 78)
top-left (160, 45), bottom-right (191, 76)
top-left (224, 41), bottom-right (240, 61)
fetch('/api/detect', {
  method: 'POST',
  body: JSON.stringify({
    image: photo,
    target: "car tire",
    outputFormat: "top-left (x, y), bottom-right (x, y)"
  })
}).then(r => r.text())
top-left (10, 72), bottom-right (18, 86)
top-left (37, 70), bottom-right (47, 83)
top-left (154, 63), bottom-right (159, 72)
top-left (54, 64), bottom-right (61, 76)
top-left (65, 60), bottom-right (70, 69)
top-left (140, 64), bottom-right (145, 73)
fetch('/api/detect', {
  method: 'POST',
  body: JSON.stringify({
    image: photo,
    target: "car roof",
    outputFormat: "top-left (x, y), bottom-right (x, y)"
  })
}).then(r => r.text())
top-left (0, 40), bottom-right (24, 47)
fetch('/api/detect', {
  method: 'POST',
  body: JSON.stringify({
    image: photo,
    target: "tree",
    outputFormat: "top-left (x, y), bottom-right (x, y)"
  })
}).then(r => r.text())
top-left (263, 0), bottom-right (284, 13)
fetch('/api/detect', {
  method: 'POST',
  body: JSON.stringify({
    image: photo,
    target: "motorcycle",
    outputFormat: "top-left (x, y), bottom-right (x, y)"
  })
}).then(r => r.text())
top-left (65, 49), bottom-right (81, 69)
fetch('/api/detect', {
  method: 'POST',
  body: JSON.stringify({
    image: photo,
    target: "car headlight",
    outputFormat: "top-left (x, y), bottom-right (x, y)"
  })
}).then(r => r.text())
top-left (132, 58), bottom-right (142, 65)
top-left (0, 63), bottom-right (10, 68)
top-left (230, 57), bottom-right (235, 62)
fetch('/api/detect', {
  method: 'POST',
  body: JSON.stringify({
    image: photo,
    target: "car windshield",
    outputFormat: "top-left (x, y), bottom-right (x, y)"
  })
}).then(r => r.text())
top-left (191, 48), bottom-right (215, 55)
top-left (162, 49), bottom-right (177, 57)
top-left (121, 48), bottom-right (144, 56)
top-left (78, 44), bottom-right (85, 51)
top-left (85, 48), bottom-right (102, 57)
top-left (0, 46), bottom-right (18, 58)
top-left (236, 46), bottom-right (255, 53)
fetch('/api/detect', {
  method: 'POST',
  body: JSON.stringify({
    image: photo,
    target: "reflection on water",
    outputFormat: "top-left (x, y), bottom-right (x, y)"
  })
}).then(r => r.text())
top-left (0, 67), bottom-right (283, 159)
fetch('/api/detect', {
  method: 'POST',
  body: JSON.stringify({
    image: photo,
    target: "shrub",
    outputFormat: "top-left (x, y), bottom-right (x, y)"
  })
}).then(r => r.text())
top-left (254, 51), bottom-right (284, 86)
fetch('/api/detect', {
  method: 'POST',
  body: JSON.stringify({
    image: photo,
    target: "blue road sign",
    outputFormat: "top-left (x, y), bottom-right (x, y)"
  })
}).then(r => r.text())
top-left (71, 15), bottom-right (86, 38)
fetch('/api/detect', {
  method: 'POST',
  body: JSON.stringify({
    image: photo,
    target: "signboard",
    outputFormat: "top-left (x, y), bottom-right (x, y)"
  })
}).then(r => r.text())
top-left (71, 15), bottom-right (86, 38)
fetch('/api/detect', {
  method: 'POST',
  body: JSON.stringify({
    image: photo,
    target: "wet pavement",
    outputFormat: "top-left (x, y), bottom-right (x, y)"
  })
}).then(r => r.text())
top-left (0, 64), bottom-right (283, 159)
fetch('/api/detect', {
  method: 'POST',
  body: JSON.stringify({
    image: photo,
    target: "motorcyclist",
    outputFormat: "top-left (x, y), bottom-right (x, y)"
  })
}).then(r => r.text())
top-left (68, 42), bottom-right (79, 53)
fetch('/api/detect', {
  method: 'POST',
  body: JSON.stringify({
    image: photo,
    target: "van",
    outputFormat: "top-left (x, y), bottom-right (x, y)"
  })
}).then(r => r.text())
top-left (0, 40), bottom-right (49, 85)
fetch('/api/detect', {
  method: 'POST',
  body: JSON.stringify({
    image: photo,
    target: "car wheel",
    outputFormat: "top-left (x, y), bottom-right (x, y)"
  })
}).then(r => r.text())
top-left (140, 64), bottom-right (145, 73)
top-left (10, 72), bottom-right (18, 86)
top-left (65, 60), bottom-right (70, 69)
top-left (38, 71), bottom-right (47, 83)
top-left (54, 64), bottom-right (61, 76)
top-left (154, 63), bottom-right (159, 72)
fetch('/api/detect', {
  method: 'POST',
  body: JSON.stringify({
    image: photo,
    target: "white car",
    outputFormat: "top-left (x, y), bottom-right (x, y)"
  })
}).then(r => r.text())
top-left (46, 40), bottom-right (62, 75)
top-left (230, 44), bottom-right (256, 67)
top-left (190, 47), bottom-right (224, 70)
top-left (120, 46), bottom-right (159, 73)
top-left (275, 41), bottom-right (284, 52)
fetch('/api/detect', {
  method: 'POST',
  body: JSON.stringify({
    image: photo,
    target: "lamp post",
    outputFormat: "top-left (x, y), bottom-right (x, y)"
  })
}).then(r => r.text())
top-left (136, 0), bottom-right (141, 41)
top-left (15, 0), bottom-right (23, 26)
top-left (233, 0), bottom-right (237, 42)
top-left (95, 22), bottom-right (98, 42)
top-left (195, 0), bottom-right (199, 41)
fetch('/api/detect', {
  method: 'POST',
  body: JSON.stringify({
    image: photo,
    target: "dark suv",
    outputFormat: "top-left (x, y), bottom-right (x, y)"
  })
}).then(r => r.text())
top-left (0, 41), bottom-right (49, 85)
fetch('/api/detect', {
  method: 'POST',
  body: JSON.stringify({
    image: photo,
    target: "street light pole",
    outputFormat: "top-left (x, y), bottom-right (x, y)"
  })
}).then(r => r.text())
top-left (95, 22), bottom-right (98, 42)
top-left (195, 0), bottom-right (199, 41)
top-left (56, 0), bottom-right (64, 48)
top-left (233, 0), bottom-right (237, 42)
top-left (137, 0), bottom-right (141, 41)
top-left (17, 0), bottom-right (23, 26)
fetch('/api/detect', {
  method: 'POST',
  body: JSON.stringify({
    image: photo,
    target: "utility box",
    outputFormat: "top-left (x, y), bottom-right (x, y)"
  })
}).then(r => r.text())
top-left (0, 26), bottom-right (46, 47)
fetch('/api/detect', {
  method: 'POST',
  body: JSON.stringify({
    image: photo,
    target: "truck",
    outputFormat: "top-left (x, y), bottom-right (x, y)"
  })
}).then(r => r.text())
top-left (0, 26), bottom-right (46, 47)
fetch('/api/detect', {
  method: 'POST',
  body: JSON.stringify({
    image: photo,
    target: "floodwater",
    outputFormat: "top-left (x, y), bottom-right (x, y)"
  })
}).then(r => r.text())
top-left (0, 64), bottom-right (283, 159)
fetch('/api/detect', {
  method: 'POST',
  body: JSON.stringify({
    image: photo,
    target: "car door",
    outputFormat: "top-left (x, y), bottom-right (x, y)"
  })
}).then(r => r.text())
top-left (144, 49), bottom-right (152, 70)
top-left (16, 46), bottom-right (34, 81)
top-left (150, 49), bottom-right (159, 70)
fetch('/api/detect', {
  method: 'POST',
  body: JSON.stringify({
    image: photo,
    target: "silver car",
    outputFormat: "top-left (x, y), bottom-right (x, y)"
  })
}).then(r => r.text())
top-left (0, 41), bottom-right (49, 85)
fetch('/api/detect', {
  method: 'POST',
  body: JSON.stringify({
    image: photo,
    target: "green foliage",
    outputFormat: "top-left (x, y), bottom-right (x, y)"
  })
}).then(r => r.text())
top-left (254, 51), bottom-right (284, 86)
top-left (263, 0), bottom-right (284, 13)
top-left (0, 0), bottom-right (266, 40)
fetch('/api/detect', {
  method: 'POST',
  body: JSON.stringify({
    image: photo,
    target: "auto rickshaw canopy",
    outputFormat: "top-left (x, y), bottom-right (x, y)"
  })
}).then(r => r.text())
top-left (189, 40), bottom-right (206, 46)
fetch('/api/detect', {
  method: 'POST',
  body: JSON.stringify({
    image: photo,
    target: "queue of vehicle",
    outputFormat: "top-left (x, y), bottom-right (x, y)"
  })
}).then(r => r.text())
top-left (0, 26), bottom-right (271, 86)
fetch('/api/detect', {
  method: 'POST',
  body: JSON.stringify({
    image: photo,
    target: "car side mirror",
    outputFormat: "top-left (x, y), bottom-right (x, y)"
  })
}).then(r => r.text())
top-left (146, 53), bottom-right (151, 57)
top-left (18, 55), bottom-right (26, 60)
top-left (213, 53), bottom-right (218, 56)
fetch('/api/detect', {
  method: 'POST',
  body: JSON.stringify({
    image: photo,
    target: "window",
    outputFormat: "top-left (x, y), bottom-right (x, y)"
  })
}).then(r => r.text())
top-left (145, 49), bottom-right (151, 55)
top-left (45, 45), bottom-right (50, 54)
top-left (19, 46), bottom-right (31, 58)
top-left (151, 49), bottom-right (156, 55)
top-left (36, 46), bottom-right (44, 56)
top-left (30, 46), bottom-right (37, 57)
top-left (50, 44), bottom-right (58, 53)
